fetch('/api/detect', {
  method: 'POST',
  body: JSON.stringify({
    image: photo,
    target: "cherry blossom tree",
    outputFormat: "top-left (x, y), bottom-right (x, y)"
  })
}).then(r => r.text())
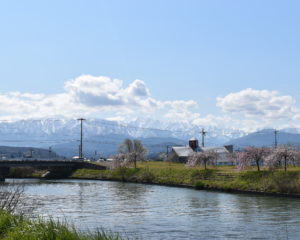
top-left (226, 151), bottom-right (239, 166)
top-left (293, 149), bottom-right (300, 167)
top-left (265, 146), bottom-right (296, 171)
top-left (111, 153), bottom-right (127, 169)
top-left (186, 150), bottom-right (218, 170)
top-left (118, 139), bottom-right (147, 169)
top-left (237, 147), bottom-right (270, 171)
top-left (158, 152), bottom-right (168, 161)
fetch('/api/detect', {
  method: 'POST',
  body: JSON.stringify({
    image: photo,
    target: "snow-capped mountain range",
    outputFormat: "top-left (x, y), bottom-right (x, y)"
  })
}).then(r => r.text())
top-left (0, 118), bottom-right (244, 157)
top-left (0, 118), bottom-right (244, 144)
top-left (0, 118), bottom-right (299, 157)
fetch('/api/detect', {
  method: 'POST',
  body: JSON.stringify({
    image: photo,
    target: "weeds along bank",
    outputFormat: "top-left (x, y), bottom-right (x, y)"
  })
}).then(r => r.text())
top-left (0, 211), bottom-right (123, 240)
top-left (7, 162), bottom-right (300, 195)
top-left (0, 184), bottom-right (124, 240)
top-left (71, 162), bottom-right (300, 195)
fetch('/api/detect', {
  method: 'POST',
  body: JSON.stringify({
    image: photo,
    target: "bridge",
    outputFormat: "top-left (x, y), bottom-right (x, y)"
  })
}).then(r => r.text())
top-left (0, 159), bottom-right (107, 181)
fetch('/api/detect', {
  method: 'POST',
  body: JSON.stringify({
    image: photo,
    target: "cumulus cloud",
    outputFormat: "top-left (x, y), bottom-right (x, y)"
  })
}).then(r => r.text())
top-left (0, 75), bottom-right (197, 122)
top-left (1, 77), bottom-right (300, 132)
top-left (65, 75), bottom-right (125, 106)
top-left (216, 88), bottom-right (298, 119)
top-left (64, 75), bottom-right (152, 108)
top-left (126, 79), bottom-right (150, 97)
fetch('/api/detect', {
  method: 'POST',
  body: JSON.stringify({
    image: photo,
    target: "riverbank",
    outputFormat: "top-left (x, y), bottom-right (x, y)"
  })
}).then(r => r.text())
top-left (0, 211), bottom-right (123, 240)
top-left (7, 162), bottom-right (300, 197)
top-left (70, 162), bottom-right (300, 197)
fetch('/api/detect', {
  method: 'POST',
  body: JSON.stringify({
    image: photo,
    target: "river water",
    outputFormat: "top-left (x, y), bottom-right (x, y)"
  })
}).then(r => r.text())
top-left (6, 179), bottom-right (300, 239)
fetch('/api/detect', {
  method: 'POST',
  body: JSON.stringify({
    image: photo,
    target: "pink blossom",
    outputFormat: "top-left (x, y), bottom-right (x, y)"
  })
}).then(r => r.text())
top-left (186, 150), bottom-right (218, 170)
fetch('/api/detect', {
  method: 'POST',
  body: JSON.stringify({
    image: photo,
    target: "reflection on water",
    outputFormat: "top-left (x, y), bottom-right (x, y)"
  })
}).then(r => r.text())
top-left (5, 179), bottom-right (300, 239)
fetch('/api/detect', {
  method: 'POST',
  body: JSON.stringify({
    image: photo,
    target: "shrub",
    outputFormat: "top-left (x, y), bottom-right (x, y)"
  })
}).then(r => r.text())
top-left (138, 168), bottom-right (155, 183)
top-left (195, 181), bottom-right (205, 190)
top-left (271, 172), bottom-right (300, 194)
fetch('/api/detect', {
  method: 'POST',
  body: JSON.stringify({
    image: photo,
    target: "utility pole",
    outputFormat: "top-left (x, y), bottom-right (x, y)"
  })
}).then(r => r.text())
top-left (166, 146), bottom-right (169, 161)
top-left (201, 128), bottom-right (207, 147)
top-left (49, 147), bottom-right (52, 160)
top-left (274, 129), bottom-right (278, 148)
top-left (29, 148), bottom-right (34, 158)
top-left (77, 118), bottom-right (86, 159)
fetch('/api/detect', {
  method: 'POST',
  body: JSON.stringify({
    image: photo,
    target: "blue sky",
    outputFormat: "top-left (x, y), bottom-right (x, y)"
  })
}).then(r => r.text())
top-left (0, 0), bottom-right (300, 131)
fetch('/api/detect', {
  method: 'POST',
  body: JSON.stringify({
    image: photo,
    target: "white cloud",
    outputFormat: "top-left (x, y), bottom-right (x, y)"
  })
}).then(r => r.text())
top-left (1, 78), bottom-right (300, 132)
top-left (163, 100), bottom-right (200, 122)
top-left (216, 88), bottom-right (298, 119)
top-left (64, 75), bottom-right (125, 106)
top-left (126, 79), bottom-right (150, 97)
top-left (64, 75), bottom-right (153, 108)
top-left (0, 75), bottom-right (197, 122)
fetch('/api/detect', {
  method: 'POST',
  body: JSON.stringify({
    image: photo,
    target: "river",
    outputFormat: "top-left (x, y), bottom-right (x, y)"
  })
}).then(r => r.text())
top-left (5, 179), bottom-right (300, 239)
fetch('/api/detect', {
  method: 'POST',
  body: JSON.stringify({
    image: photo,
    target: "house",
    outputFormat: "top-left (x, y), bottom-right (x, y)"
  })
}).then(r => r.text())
top-left (169, 138), bottom-right (234, 165)
top-left (169, 146), bottom-right (194, 163)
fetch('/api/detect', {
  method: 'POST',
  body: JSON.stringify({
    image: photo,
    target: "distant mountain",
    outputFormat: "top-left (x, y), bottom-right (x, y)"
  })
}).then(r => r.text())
top-left (6, 118), bottom-right (300, 157)
top-left (0, 118), bottom-right (247, 157)
top-left (51, 134), bottom-right (187, 158)
top-left (225, 129), bottom-right (300, 149)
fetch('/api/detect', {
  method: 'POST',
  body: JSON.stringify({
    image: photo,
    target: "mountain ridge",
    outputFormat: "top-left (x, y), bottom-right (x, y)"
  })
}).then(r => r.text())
top-left (1, 118), bottom-right (300, 157)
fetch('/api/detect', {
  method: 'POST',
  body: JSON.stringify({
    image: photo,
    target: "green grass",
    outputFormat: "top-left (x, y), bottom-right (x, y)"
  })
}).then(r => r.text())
top-left (9, 161), bottom-right (300, 195)
top-left (71, 161), bottom-right (300, 195)
top-left (0, 211), bottom-right (123, 240)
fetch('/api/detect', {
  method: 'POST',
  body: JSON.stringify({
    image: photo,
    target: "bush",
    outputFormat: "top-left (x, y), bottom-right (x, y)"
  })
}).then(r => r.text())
top-left (195, 181), bottom-right (205, 190)
top-left (8, 167), bottom-right (35, 178)
top-left (138, 168), bottom-right (155, 183)
top-left (271, 172), bottom-right (300, 194)
top-left (111, 167), bottom-right (140, 181)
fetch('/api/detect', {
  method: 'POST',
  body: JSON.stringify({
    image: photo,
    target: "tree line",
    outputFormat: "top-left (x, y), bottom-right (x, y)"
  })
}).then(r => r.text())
top-left (187, 145), bottom-right (300, 171)
top-left (112, 139), bottom-right (300, 172)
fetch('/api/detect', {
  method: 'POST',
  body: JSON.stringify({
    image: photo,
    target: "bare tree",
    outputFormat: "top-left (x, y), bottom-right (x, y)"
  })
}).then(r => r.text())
top-left (186, 150), bottom-right (218, 170)
top-left (0, 184), bottom-right (37, 216)
top-left (0, 184), bottom-right (24, 214)
top-left (118, 139), bottom-right (147, 168)
top-left (237, 147), bottom-right (270, 171)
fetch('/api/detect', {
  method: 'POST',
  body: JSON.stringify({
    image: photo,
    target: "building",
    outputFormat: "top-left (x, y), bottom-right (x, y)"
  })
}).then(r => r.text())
top-left (168, 138), bottom-right (234, 165)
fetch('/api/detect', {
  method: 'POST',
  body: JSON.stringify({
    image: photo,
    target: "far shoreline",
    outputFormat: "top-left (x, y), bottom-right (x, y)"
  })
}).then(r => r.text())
top-left (5, 174), bottom-right (300, 199)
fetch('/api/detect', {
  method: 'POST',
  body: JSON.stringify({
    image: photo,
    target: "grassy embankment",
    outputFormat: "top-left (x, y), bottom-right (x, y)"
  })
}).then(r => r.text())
top-left (72, 161), bottom-right (300, 195)
top-left (0, 211), bottom-right (122, 240)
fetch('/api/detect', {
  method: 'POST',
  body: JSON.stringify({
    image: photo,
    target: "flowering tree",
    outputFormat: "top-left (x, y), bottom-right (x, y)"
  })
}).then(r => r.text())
top-left (186, 150), bottom-right (218, 170)
top-left (226, 151), bottom-right (239, 166)
top-left (118, 139), bottom-right (147, 169)
top-left (158, 152), bottom-right (168, 161)
top-left (111, 153), bottom-right (127, 169)
top-left (265, 146), bottom-right (296, 171)
top-left (293, 149), bottom-right (300, 167)
top-left (237, 147), bottom-right (270, 171)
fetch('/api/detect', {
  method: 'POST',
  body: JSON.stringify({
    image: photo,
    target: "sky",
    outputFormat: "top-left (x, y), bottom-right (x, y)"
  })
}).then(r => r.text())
top-left (0, 0), bottom-right (300, 131)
